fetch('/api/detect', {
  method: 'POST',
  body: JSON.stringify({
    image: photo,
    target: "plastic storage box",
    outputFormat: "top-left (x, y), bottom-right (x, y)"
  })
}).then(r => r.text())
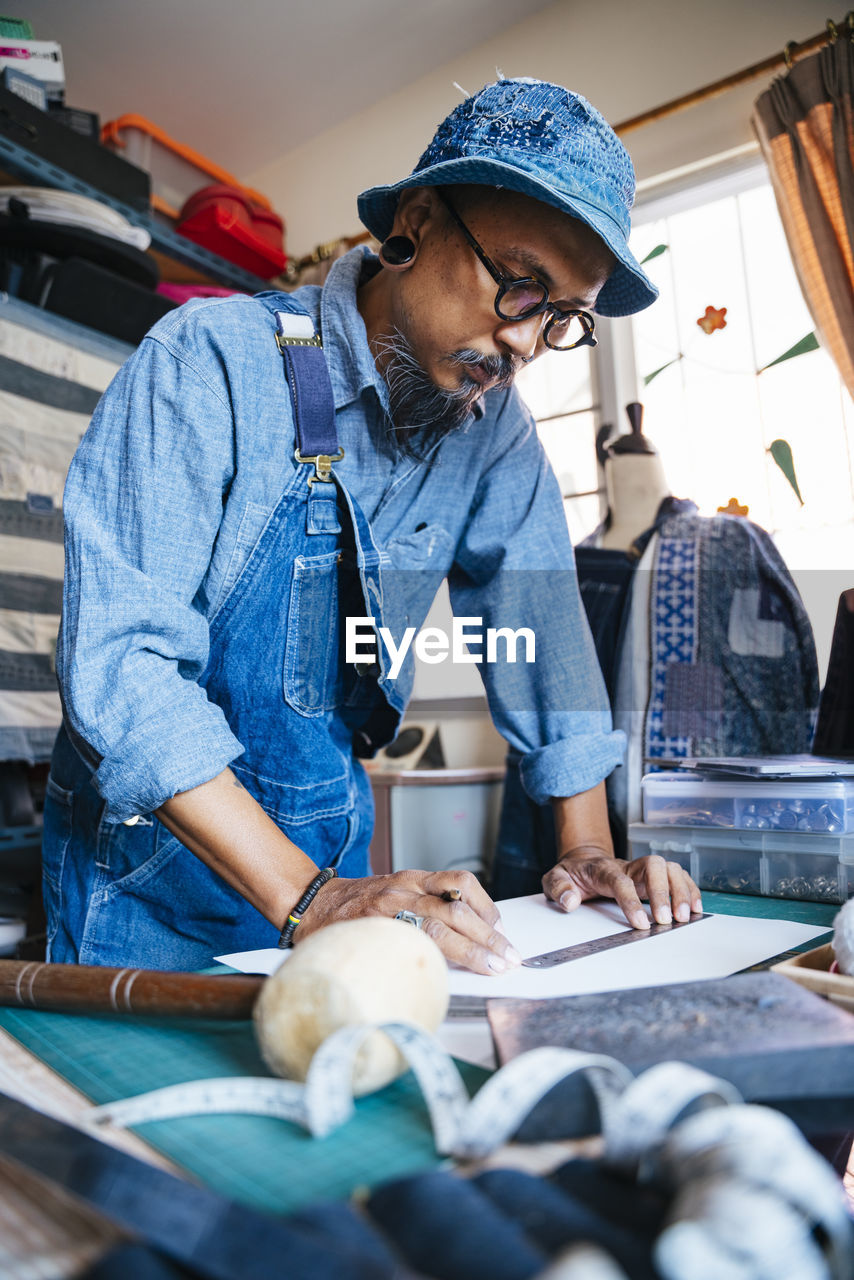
top-left (176, 185), bottom-right (286, 278)
top-left (642, 772), bottom-right (854, 833)
top-left (629, 822), bottom-right (854, 904)
top-left (0, 86), bottom-right (150, 209)
top-left (102, 114), bottom-right (274, 221)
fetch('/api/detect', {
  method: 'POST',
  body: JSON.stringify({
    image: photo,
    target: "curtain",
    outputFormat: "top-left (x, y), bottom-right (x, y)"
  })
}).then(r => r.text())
top-left (753, 35), bottom-right (854, 397)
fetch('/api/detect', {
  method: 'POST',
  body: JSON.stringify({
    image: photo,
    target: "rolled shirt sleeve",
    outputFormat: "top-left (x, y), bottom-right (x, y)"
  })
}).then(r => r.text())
top-left (449, 393), bottom-right (625, 806)
top-left (58, 321), bottom-right (244, 822)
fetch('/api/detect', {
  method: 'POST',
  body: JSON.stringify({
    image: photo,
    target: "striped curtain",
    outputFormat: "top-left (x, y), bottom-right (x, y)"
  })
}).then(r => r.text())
top-left (0, 303), bottom-right (125, 762)
top-left (752, 34), bottom-right (854, 398)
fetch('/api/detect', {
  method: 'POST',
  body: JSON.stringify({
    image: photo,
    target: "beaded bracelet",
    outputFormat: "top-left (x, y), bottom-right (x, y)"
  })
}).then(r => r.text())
top-left (277, 866), bottom-right (338, 949)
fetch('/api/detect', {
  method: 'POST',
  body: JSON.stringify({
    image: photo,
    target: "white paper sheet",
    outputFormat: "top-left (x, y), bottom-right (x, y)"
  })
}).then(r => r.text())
top-left (216, 896), bottom-right (829, 1069)
top-left (444, 895), bottom-right (828, 1000)
top-left (217, 893), bottom-right (828, 996)
top-left (216, 946), bottom-right (289, 976)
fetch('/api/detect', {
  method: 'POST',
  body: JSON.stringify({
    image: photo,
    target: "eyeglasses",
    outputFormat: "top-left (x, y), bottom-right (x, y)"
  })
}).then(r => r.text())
top-left (437, 190), bottom-right (597, 352)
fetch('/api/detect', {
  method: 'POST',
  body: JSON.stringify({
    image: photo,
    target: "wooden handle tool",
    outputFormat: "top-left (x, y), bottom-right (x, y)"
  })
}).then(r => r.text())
top-left (0, 960), bottom-right (264, 1019)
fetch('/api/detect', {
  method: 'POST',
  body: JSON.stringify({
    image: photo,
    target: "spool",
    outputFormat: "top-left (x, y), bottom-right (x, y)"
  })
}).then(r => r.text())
top-left (832, 898), bottom-right (854, 976)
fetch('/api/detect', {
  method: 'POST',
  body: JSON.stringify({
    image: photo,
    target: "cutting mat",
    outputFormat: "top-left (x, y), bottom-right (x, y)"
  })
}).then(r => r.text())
top-left (0, 893), bottom-right (835, 1214)
top-left (0, 1005), bottom-right (488, 1215)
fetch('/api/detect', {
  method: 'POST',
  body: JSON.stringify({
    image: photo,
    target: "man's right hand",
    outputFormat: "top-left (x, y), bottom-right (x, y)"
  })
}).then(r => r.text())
top-left (156, 768), bottom-right (520, 977)
top-left (296, 869), bottom-right (522, 976)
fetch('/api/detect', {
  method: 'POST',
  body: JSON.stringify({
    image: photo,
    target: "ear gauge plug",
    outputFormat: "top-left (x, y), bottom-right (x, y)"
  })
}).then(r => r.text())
top-left (379, 235), bottom-right (416, 267)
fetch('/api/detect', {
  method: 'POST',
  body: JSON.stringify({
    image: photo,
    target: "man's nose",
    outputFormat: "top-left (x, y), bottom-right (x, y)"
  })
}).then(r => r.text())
top-left (494, 313), bottom-right (546, 363)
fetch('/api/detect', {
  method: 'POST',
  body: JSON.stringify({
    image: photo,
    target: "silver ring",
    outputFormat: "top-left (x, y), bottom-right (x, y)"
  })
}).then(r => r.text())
top-left (394, 910), bottom-right (426, 929)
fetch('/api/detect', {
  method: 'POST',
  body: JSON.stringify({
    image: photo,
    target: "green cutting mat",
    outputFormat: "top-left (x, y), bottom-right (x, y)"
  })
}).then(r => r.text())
top-left (0, 893), bottom-right (835, 1214)
top-left (700, 891), bottom-right (837, 930)
top-left (0, 1005), bottom-right (488, 1215)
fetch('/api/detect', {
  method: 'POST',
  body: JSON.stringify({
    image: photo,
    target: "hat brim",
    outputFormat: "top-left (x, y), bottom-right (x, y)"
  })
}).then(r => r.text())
top-left (357, 156), bottom-right (657, 318)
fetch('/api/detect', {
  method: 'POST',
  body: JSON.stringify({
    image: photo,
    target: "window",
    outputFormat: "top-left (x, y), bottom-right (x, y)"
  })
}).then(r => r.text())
top-left (629, 160), bottom-right (854, 673)
top-left (519, 156), bottom-right (854, 673)
top-left (515, 326), bottom-right (599, 544)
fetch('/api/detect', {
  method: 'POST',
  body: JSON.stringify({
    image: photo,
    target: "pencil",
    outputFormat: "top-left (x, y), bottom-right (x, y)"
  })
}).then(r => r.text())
top-left (442, 888), bottom-right (462, 902)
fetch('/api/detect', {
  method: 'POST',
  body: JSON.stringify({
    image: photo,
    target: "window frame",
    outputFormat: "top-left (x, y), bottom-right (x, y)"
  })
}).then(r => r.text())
top-left (592, 148), bottom-right (772, 524)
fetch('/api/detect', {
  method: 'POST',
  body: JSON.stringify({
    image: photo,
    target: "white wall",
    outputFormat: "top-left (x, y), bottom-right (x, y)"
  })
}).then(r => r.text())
top-left (246, 0), bottom-right (831, 258)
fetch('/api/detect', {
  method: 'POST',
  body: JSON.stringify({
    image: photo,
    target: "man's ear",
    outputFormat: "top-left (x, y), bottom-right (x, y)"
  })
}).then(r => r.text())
top-left (391, 187), bottom-right (442, 251)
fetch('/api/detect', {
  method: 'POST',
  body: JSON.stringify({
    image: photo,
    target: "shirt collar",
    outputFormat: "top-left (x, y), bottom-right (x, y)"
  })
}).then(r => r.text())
top-left (320, 246), bottom-right (389, 413)
top-left (319, 244), bottom-right (485, 422)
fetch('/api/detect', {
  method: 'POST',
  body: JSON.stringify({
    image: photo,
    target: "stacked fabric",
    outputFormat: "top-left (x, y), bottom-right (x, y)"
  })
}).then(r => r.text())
top-left (0, 187), bottom-right (150, 251)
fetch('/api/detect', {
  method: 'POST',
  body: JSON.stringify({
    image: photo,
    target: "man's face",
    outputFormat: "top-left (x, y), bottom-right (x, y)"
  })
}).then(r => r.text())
top-left (364, 185), bottom-right (615, 449)
top-left (400, 185), bottom-right (611, 384)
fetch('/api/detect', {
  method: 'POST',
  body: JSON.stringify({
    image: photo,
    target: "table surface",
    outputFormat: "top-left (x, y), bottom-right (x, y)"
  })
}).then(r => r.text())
top-left (0, 892), bottom-right (838, 1218)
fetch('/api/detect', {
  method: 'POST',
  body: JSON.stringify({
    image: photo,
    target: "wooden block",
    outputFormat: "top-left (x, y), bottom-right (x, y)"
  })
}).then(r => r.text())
top-left (773, 943), bottom-right (854, 1014)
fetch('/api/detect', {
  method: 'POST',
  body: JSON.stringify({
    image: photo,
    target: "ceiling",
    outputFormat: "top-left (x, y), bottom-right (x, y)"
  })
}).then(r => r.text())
top-left (19, 0), bottom-right (558, 177)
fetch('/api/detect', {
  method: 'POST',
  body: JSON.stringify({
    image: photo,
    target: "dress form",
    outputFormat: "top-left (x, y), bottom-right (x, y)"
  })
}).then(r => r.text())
top-left (599, 403), bottom-right (671, 552)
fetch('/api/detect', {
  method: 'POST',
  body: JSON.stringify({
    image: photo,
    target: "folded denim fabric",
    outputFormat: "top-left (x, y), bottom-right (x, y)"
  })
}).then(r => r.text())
top-left (474, 1168), bottom-right (657, 1280)
top-left (551, 1159), bottom-right (669, 1246)
top-left (367, 1169), bottom-right (548, 1279)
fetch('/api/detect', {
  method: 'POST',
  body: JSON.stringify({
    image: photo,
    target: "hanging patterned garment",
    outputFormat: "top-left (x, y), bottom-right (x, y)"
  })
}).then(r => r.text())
top-left (491, 507), bottom-right (818, 894)
top-left (611, 509), bottom-right (819, 835)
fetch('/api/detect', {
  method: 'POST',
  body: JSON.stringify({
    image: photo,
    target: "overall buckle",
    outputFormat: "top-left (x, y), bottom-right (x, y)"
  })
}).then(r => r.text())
top-left (294, 447), bottom-right (345, 485)
top-left (276, 331), bottom-right (322, 351)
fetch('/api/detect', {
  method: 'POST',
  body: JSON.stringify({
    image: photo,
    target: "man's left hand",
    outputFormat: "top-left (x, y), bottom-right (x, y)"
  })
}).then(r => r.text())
top-left (542, 850), bottom-right (702, 931)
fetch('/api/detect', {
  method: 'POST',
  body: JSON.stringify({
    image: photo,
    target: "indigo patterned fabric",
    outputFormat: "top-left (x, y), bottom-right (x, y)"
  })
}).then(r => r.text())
top-left (644, 511), bottom-right (818, 763)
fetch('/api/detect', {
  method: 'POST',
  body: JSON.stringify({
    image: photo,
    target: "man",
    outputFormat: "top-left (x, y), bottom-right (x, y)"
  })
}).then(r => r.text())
top-left (44, 79), bottom-right (701, 972)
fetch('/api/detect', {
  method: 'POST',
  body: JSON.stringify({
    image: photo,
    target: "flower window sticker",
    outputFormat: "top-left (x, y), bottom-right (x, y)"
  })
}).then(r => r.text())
top-left (697, 305), bottom-right (728, 334)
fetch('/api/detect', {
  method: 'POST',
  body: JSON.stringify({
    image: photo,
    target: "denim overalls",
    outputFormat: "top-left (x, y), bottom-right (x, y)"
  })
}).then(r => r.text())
top-left (43, 300), bottom-right (403, 969)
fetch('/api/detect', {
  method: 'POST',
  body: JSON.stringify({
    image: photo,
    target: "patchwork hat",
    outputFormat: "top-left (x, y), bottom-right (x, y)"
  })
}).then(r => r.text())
top-left (357, 78), bottom-right (657, 317)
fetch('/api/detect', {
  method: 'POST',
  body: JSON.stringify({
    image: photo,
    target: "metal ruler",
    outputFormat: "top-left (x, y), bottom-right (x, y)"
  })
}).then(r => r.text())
top-left (445, 915), bottom-right (713, 1016)
top-left (522, 913), bottom-right (712, 969)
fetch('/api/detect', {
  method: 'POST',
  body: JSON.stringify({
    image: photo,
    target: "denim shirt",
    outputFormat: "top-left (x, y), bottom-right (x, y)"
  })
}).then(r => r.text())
top-left (58, 248), bottom-right (624, 823)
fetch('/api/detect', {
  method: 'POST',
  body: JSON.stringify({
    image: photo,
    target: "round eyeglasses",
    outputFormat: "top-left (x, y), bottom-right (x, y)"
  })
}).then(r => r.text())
top-left (437, 190), bottom-right (597, 352)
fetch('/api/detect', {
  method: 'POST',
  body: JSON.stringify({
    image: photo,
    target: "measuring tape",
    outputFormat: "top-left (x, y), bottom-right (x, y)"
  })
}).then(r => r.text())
top-left (88, 1024), bottom-right (853, 1275)
top-left (94, 1021), bottom-right (726, 1161)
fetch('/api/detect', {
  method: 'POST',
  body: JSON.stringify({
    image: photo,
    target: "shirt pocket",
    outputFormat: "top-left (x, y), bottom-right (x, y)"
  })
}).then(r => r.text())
top-left (385, 522), bottom-right (453, 568)
top-left (283, 549), bottom-right (343, 717)
top-left (381, 523), bottom-right (453, 635)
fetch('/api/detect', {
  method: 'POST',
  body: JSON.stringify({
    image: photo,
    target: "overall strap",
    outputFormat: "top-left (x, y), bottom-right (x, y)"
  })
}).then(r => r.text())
top-left (274, 308), bottom-right (343, 484)
top-left (269, 300), bottom-right (403, 721)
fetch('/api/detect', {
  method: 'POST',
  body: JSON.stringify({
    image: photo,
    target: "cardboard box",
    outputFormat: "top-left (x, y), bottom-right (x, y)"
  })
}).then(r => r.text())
top-left (0, 40), bottom-right (64, 99)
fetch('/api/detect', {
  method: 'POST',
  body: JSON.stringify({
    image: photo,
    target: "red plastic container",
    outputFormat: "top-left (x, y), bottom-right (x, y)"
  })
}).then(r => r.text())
top-left (176, 185), bottom-right (286, 279)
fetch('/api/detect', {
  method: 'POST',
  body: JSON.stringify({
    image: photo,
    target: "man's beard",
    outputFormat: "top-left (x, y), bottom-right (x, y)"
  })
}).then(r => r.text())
top-left (374, 328), bottom-right (519, 460)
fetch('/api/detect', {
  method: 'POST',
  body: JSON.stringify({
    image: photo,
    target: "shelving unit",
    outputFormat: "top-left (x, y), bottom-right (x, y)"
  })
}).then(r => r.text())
top-left (0, 128), bottom-right (283, 953)
top-left (0, 134), bottom-right (272, 293)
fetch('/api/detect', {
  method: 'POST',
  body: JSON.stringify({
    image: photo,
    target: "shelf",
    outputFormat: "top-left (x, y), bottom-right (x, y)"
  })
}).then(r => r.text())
top-left (0, 135), bottom-right (271, 294)
top-left (0, 825), bottom-right (42, 852)
top-left (1, 293), bottom-right (135, 361)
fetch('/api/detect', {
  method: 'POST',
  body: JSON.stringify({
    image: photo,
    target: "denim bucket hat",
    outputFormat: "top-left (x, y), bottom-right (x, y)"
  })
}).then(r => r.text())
top-left (357, 78), bottom-right (657, 318)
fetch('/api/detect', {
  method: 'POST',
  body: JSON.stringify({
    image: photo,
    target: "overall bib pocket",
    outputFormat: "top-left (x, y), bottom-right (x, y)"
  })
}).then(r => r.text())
top-left (283, 549), bottom-right (343, 716)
